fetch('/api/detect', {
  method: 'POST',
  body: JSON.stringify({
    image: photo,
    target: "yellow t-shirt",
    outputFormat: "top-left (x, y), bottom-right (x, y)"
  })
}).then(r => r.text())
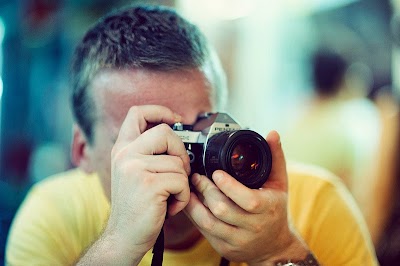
top-left (6, 165), bottom-right (378, 265)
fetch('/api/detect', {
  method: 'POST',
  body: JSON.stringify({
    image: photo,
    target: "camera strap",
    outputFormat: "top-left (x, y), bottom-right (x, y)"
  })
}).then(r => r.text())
top-left (151, 226), bottom-right (165, 266)
top-left (220, 257), bottom-right (230, 266)
top-left (150, 199), bottom-right (230, 266)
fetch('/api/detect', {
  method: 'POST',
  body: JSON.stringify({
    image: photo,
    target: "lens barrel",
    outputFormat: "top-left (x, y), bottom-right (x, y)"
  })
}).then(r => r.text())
top-left (204, 130), bottom-right (272, 189)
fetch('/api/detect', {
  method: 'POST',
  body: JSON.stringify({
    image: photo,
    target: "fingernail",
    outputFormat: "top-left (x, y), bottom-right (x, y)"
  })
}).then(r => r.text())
top-left (276, 131), bottom-right (281, 145)
top-left (174, 113), bottom-right (182, 123)
top-left (213, 171), bottom-right (224, 183)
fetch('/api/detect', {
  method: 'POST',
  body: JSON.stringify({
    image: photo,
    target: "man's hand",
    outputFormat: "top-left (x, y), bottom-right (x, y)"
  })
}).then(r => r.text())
top-left (81, 105), bottom-right (191, 265)
top-left (185, 130), bottom-right (311, 265)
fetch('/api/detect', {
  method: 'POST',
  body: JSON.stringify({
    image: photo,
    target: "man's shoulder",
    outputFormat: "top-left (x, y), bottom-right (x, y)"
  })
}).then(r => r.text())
top-left (286, 162), bottom-right (377, 265)
top-left (6, 169), bottom-right (109, 265)
top-left (27, 168), bottom-right (108, 214)
top-left (287, 161), bottom-right (346, 193)
top-left (12, 168), bottom-right (108, 237)
top-left (37, 168), bottom-right (94, 185)
top-left (33, 168), bottom-right (101, 195)
top-left (286, 161), bottom-right (353, 216)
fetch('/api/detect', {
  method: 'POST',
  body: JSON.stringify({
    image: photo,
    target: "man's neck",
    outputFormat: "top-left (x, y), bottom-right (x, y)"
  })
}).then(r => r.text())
top-left (163, 213), bottom-right (203, 250)
top-left (165, 229), bottom-right (202, 250)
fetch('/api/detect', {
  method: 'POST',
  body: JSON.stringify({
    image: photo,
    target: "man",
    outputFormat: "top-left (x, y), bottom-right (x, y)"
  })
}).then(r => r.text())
top-left (6, 4), bottom-right (377, 265)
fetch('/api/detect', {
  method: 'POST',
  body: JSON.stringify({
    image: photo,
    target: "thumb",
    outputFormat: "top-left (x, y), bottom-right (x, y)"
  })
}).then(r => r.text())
top-left (264, 130), bottom-right (288, 192)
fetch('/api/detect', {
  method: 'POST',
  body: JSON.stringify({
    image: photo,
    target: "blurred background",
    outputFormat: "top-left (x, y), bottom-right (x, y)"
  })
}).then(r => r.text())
top-left (0, 0), bottom-right (398, 265)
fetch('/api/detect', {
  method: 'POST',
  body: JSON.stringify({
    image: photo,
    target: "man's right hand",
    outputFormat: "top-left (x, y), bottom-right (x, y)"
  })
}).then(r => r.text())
top-left (78, 105), bottom-right (191, 265)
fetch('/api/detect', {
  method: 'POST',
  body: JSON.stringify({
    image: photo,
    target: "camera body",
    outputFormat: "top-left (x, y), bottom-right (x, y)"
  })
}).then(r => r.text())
top-left (172, 113), bottom-right (272, 189)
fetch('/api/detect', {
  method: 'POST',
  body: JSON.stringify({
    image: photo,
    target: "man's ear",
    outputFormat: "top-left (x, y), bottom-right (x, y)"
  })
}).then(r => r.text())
top-left (71, 124), bottom-right (94, 173)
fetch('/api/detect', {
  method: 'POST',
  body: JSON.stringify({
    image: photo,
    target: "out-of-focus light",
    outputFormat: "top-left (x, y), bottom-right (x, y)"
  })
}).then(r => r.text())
top-left (0, 17), bottom-right (3, 137)
top-left (0, 18), bottom-right (4, 44)
top-left (311, 0), bottom-right (359, 12)
top-left (209, 0), bottom-right (254, 20)
top-left (179, 0), bottom-right (360, 23)
top-left (178, 0), bottom-right (255, 21)
top-left (287, 0), bottom-right (359, 15)
top-left (0, 78), bottom-right (3, 100)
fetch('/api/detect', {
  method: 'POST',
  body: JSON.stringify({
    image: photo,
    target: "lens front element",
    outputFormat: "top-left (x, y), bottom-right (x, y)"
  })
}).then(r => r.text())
top-left (230, 140), bottom-right (261, 179)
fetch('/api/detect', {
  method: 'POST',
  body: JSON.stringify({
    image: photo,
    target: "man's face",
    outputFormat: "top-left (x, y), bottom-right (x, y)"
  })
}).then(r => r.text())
top-left (87, 67), bottom-right (214, 197)
top-left (81, 67), bottom-right (214, 248)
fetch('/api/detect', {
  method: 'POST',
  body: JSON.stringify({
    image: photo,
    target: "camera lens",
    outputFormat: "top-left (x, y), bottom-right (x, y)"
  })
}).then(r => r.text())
top-left (230, 140), bottom-right (261, 179)
top-left (204, 130), bottom-right (272, 189)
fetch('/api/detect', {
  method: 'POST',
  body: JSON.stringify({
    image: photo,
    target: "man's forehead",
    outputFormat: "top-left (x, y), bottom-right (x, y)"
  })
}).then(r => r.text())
top-left (91, 67), bottom-right (211, 94)
top-left (89, 68), bottom-right (214, 125)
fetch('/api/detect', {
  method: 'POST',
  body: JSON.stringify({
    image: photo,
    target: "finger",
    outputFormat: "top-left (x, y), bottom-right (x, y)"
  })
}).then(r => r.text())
top-left (140, 154), bottom-right (191, 215)
top-left (211, 131), bottom-right (288, 212)
top-left (128, 124), bottom-right (191, 175)
top-left (185, 191), bottom-right (236, 240)
top-left (211, 170), bottom-right (265, 214)
top-left (191, 173), bottom-right (249, 225)
top-left (138, 154), bottom-right (189, 177)
top-left (264, 130), bottom-right (288, 192)
top-left (114, 105), bottom-right (181, 152)
top-left (146, 172), bottom-right (191, 216)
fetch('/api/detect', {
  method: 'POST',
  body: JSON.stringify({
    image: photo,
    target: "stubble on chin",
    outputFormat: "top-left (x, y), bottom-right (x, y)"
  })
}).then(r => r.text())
top-left (163, 212), bottom-right (202, 250)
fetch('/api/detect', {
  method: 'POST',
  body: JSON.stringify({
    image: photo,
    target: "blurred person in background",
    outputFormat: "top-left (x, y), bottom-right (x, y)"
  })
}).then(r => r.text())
top-left (282, 48), bottom-right (383, 244)
top-left (373, 1), bottom-right (400, 263)
top-left (0, 141), bottom-right (33, 265)
top-left (372, 87), bottom-right (400, 265)
top-left (5, 4), bottom-right (377, 266)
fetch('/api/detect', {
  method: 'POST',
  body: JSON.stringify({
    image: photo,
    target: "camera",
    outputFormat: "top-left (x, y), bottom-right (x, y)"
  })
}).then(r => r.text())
top-left (172, 112), bottom-right (272, 189)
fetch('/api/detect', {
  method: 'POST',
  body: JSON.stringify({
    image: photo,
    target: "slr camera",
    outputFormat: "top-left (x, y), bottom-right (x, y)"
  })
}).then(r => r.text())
top-left (172, 112), bottom-right (272, 189)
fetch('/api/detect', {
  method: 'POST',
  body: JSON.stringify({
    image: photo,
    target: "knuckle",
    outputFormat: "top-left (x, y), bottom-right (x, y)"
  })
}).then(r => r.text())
top-left (125, 106), bottom-right (141, 122)
top-left (246, 197), bottom-right (262, 212)
top-left (199, 216), bottom-right (215, 231)
top-left (141, 172), bottom-right (157, 187)
top-left (112, 155), bottom-right (145, 177)
top-left (211, 202), bottom-right (228, 218)
top-left (128, 105), bottom-right (141, 115)
top-left (157, 123), bottom-right (173, 133)
top-left (196, 178), bottom-right (211, 194)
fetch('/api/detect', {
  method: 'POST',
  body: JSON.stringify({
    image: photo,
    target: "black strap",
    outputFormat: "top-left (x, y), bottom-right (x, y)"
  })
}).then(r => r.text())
top-left (151, 226), bottom-right (165, 266)
top-left (151, 221), bottom-right (230, 266)
top-left (220, 257), bottom-right (230, 266)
